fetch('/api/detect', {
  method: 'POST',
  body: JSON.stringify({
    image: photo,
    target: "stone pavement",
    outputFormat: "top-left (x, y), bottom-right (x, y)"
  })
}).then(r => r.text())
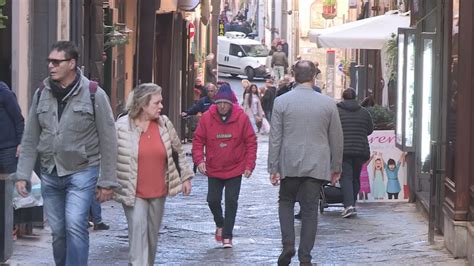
top-left (6, 135), bottom-right (468, 265)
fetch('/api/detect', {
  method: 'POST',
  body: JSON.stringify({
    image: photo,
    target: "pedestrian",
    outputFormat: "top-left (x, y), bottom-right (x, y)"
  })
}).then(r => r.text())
top-left (89, 199), bottom-right (110, 230)
top-left (314, 61), bottom-right (323, 89)
top-left (205, 53), bottom-right (218, 85)
top-left (276, 75), bottom-right (292, 97)
top-left (261, 79), bottom-right (277, 121)
top-left (271, 44), bottom-right (288, 81)
top-left (14, 41), bottom-right (118, 266)
top-left (0, 81), bottom-right (24, 176)
top-left (0, 81), bottom-right (24, 240)
top-left (181, 83), bottom-right (217, 117)
top-left (337, 88), bottom-right (374, 218)
top-left (114, 83), bottom-right (193, 265)
top-left (241, 79), bottom-right (251, 102)
top-left (243, 83), bottom-right (265, 133)
top-left (192, 82), bottom-right (257, 248)
top-left (182, 83), bottom-right (218, 173)
top-left (192, 77), bottom-right (207, 102)
top-left (268, 60), bottom-right (343, 266)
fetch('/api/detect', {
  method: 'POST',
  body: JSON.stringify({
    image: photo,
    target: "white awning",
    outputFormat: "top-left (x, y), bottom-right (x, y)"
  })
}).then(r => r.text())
top-left (308, 11), bottom-right (410, 50)
top-left (159, 0), bottom-right (200, 12)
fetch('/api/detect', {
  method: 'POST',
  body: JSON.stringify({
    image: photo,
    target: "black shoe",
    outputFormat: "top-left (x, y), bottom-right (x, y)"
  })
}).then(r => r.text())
top-left (278, 247), bottom-right (296, 266)
top-left (294, 212), bottom-right (302, 220)
top-left (93, 222), bottom-right (110, 230)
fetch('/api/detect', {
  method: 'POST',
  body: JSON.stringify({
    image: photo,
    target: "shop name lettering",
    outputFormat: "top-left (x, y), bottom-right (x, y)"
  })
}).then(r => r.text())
top-left (368, 135), bottom-right (396, 144)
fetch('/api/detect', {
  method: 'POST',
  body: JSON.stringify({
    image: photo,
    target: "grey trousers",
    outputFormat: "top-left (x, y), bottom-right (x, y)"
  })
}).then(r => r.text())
top-left (123, 197), bottom-right (166, 266)
top-left (279, 177), bottom-right (321, 263)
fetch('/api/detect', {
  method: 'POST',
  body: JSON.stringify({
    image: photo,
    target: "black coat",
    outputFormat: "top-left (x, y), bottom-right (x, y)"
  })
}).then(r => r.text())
top-left (337, 99), bottom-right (373, 160)
top-left (261, 86), bottom-right (276, 113)
top-left (0, 81), bottom-right (24, 149)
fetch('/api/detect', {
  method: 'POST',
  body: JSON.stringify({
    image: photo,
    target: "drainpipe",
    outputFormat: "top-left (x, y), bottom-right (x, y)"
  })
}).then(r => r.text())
top-left (210, 0), bottom-right (220, 58)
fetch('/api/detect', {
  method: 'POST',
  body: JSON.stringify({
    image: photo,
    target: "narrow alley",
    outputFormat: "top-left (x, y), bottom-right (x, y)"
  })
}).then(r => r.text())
top-left (7, 136), bottom-right (465, 265)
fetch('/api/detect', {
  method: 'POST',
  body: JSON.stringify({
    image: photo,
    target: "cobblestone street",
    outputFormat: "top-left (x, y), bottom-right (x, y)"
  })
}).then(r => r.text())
top-left (7, 135), bottom-right (467, 265)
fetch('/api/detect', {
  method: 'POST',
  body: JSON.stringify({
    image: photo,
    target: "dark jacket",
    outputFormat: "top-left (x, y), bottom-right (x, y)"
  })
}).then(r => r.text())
top-left (337, 99), bottom-right (373, 160)
top-left (0, 81), bottom-right (24, 149)
top-left (261, 86), bottom-right (276, 113)
top-left (185, 96), bottom-right (214, 115)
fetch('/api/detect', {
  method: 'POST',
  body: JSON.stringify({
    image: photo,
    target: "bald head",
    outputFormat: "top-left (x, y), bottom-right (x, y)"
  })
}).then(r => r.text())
top-left (293, 60), bottom-right (317, 84)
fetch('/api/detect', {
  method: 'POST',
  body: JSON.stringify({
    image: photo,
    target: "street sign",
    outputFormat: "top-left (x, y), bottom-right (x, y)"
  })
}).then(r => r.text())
top-left (188, 22), bottom-right (195, 39)
top-left (219, 20), bottom-right (225, 36)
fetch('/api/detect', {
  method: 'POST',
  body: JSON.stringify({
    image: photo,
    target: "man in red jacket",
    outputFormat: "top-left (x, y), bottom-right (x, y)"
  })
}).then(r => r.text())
top-left (192, 82), bottom-right (257, 249)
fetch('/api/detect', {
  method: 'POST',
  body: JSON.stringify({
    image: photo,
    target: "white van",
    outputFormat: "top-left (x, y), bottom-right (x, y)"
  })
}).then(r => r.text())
top-left (217, 32), bottom-right (271, 80)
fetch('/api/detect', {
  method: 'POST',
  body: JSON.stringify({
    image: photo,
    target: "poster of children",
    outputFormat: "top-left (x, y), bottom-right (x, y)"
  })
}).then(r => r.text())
top-left (359, 130), bottom-right (408, 202)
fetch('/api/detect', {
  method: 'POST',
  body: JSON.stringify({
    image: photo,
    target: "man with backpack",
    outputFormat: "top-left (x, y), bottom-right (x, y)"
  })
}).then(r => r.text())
top-left (15, 41), bottom-right (119, 266)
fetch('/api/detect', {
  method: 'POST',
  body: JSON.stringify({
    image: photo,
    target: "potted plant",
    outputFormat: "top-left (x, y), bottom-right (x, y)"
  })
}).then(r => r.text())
top-left (0, 0), bottom-right (8, 29)
top-left (322, 0), bottom-right (337, 20)
top-left (104, 23), bottom-right (131, 51)
top-left (366, 105), bottom-right (395, 130)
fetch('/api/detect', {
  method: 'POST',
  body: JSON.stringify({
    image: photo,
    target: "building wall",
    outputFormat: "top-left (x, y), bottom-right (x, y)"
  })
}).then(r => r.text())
top-left (11, 0), bottom-right (30, 116)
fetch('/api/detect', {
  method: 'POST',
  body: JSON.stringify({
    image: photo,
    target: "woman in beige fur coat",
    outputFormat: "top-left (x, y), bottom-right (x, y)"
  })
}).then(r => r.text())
top-left (114, 83), bottom-right (193, 266)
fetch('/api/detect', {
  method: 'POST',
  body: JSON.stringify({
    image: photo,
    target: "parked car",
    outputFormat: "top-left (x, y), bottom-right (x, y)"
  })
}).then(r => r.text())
top-left (217, 31), bottom-right (271, 80)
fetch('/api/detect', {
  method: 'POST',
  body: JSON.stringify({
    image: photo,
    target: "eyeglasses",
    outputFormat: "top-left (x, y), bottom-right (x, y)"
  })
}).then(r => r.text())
top-left (47, 58), bottom-right (72, 66)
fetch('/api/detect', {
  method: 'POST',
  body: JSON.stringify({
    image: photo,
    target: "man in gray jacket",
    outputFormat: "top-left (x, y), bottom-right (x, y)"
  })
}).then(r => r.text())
top-left (15, 41), bottom-right (118, 266)
top-left (268, 60), bottom-right (343, 266)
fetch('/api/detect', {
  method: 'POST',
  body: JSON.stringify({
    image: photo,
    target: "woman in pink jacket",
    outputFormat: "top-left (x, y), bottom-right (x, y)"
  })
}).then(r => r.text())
top-left (192, 82), bottom-right (257, 248)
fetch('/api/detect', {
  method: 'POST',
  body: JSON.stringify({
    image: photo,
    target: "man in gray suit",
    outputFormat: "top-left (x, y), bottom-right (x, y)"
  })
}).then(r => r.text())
top-left (268, 60), bottom-right (343, 266)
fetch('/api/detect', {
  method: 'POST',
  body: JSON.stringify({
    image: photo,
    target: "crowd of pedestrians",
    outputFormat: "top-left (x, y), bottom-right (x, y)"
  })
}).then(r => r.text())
top-left (8, 40), bottom-right (378, 266)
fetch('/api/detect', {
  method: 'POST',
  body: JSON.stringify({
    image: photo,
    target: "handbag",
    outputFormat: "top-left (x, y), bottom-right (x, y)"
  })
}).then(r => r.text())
top-left (163, 116), bottom-right (181, 176)
top-left (172, 150), bottom-right (181, 176)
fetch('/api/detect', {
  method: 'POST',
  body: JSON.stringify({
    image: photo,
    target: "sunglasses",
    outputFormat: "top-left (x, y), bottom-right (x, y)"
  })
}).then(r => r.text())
top-left (47, 58), bottom-right (72, 66)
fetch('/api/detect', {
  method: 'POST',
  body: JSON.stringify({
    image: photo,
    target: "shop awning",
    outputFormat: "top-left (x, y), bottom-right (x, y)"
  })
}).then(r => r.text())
top-left (308, 11), bottom-right (410, 49)
top-left (159, 0), bottom-right (201, 12)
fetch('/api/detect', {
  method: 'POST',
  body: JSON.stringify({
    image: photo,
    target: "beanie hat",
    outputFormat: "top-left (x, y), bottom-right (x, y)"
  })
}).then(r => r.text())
top-left (214, 83), bottom-right (238, 104)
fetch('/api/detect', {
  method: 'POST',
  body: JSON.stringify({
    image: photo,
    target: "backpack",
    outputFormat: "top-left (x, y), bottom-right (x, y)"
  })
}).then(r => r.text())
top-left (37, 81), bottom-right (98, 117)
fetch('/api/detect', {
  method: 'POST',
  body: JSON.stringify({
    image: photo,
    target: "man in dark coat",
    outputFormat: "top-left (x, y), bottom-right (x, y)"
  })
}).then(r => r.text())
top-left (261, 79), bottom-right (277, 121)
top-left (337, 88), bottom-right (374, 218)
top-left (0, 81), bottom-right (24, 175)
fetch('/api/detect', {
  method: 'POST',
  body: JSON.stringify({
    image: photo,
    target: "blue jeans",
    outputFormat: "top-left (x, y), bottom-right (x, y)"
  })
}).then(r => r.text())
top-left (41, 166), bottom-right (98, 266)
top-left (90, 197), bottom-right (102, 224)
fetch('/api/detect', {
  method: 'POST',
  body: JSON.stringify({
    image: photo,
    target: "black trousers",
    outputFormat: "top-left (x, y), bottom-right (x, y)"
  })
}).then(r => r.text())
top-left (340, 156), bottom-right (365, 208)
top-left (207, 176), bottom-right (242, 239)
top-left (279, 177), bottom-right (321, 263)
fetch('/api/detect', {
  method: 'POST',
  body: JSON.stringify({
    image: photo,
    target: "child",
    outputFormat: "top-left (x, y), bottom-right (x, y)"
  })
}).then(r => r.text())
top-left (372, 157), bottom-right (385, 200)
top-left (383, 153), bottom-right (406, 200)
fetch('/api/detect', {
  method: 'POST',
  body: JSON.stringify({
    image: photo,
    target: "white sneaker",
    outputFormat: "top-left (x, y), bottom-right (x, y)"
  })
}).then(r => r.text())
top-left (341, 206), bottom-right (356, 218)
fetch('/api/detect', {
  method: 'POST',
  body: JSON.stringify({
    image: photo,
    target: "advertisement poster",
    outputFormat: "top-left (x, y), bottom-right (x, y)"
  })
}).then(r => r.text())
top-left (360, 130), bottom-right (408, 202)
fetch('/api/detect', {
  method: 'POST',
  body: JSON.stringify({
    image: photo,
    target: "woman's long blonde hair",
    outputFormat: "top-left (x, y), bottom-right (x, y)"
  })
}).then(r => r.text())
top-left (127, 83), bottom-right (162, 120)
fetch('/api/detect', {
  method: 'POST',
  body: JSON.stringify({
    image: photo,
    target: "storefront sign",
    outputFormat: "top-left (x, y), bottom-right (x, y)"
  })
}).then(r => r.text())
top-left (360, 130), bottom-right (409, 202)
top-left (219, 20), bottom-right (225, 36)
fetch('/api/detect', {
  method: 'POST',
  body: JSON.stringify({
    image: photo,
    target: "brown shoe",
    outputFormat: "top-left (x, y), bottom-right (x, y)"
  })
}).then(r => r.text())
top-left (300, 262), bottom-right (312, 266)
